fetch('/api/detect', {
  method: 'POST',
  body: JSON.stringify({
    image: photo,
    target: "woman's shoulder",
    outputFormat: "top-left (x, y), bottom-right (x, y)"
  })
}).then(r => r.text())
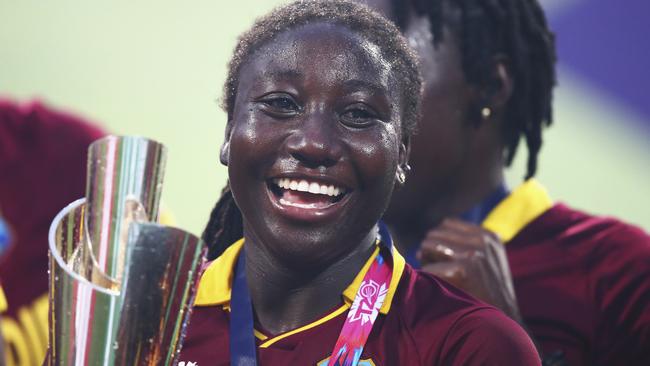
top-left (390, 265), bottom-right (493, 324)
top-left (386, 265), bottom-right (541, 365)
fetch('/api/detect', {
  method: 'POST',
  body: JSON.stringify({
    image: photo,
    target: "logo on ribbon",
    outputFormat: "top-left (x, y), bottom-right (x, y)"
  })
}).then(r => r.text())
top-left (347, 279), bottom-right (388, 325)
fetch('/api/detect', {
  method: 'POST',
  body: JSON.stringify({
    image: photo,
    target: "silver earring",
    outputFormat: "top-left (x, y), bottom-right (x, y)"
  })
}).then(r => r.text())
top-left (481, 107), bottom-right (492, 119)
top-left (404, 164), bottom-right (412, 173)
top-left (397, 170), bottom-right (406, 185)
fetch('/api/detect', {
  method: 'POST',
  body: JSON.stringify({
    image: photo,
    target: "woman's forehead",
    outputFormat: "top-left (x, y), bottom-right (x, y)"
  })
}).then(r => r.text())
top-left (243, 22), bottom-right (395, 90)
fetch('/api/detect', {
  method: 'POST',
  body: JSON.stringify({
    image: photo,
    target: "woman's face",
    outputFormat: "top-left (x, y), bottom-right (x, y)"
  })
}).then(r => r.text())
top-left (224, 22), bottom-right (407, 268)
top-left (359, 0), bottom-right (478, 223)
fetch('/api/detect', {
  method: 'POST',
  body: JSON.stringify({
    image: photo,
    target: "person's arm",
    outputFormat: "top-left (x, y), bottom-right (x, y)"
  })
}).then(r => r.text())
top-left (593, 226), bottom-right (650, 365)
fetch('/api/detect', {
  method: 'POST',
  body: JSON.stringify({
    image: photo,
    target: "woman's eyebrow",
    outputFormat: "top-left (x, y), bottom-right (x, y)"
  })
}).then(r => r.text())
top-left (342, 79), bottom-right (388, 96)
top-left (259, 69), bottom-right (304, 81)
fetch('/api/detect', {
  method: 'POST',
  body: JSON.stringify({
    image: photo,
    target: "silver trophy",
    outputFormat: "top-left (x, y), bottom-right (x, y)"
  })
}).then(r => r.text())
top-left (47, 136), bottom-right (203, 365)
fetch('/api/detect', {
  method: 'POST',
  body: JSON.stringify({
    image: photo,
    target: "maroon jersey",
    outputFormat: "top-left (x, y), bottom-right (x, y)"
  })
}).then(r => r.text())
top-left (482, 180), bottom-right (650, 365)
top-left (0, 99), bottom-right (105, 365)
top-left (179, 240), bottom-right (540, 365)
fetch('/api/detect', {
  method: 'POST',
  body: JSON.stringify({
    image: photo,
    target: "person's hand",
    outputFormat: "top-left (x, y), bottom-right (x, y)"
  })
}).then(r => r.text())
top-left (418, 218), bottom-right (522, 321)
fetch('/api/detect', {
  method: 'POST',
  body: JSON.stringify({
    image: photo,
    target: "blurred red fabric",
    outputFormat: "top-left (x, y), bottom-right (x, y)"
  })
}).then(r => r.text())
top-left (0, 99), bottom-right (105, 364)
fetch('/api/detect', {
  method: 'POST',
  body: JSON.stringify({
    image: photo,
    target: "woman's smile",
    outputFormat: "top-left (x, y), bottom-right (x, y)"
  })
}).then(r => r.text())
top-left (266, 173), bottom-right (352, 221)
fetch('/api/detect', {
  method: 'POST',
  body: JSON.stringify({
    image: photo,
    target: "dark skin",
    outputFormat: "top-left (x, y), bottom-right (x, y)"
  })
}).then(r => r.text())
top-left (359, 0), bottom-right (521, 320)
top-left (221, 22), bottom-right (409, 335)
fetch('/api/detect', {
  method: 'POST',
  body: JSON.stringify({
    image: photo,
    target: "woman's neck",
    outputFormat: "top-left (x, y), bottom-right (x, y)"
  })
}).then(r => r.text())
top-left (389, 166), bottom-right (505, 256)
top-left (242, 231), bottom-right (377, 335)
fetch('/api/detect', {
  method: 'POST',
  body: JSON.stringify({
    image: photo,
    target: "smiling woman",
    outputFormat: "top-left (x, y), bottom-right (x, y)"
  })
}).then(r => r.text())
top-left (226, 20), bottom-right (410, 274)
top-left (178, 1), bottom-right (540, 365)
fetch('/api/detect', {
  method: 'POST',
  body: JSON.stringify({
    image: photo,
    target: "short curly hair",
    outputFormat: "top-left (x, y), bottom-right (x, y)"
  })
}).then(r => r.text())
top-left (221, 0), bottom-right (422, 136)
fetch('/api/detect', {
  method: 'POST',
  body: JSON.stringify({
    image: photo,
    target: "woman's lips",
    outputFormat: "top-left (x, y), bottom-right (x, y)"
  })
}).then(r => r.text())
top-left (266, 177), bottom-right (351, 220)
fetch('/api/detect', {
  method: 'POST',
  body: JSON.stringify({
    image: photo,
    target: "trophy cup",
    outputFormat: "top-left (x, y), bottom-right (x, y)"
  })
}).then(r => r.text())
top-left (47, 136), bottom-right (203, 365)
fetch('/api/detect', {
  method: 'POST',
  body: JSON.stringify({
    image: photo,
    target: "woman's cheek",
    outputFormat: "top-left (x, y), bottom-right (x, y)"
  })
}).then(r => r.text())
top-left (351, 128), bottom-right (400, 188)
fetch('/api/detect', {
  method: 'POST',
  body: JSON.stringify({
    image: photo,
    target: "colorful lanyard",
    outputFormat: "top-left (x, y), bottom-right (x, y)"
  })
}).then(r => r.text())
top-left (230, 228), bottom-right (394, 366)
top-left (325, 249), bottom-right (392, 366)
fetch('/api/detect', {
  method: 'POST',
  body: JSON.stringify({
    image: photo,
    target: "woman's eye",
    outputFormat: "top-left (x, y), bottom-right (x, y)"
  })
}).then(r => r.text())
top-left (341, 105), bottom-right (378, 127)
top-left (259, 95), bottom-right (299, 115)
top-left (267, 98), bottom-right (296, 110)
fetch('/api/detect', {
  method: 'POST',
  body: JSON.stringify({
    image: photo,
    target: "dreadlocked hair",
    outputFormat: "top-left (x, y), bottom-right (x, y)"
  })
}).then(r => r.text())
top-left (407, 0), bottom-right (556, 179)
top-left (203, 183), bottom-right (243, 260)
top-left (203, 0), bottom-right (422, 259)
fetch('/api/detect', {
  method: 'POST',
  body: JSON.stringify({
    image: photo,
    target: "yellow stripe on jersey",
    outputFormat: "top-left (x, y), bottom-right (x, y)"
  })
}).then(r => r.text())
top-left (254, 329), bottom-right (268, 341)
top-left (195, 238), bottom-right (405, 316)
top-left (0, 285), bottom-right (7, 312)
top-left (259, 305), bottom-right (349, 348)
top-left (194, 239), bottom-right (244, 307)
top-left (482, 179), bottom-right (554, 243)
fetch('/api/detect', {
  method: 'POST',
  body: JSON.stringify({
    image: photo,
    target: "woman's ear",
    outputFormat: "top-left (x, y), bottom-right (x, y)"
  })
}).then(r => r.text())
top-left (471, 55), bottom-right (514, 126)
top-left (219, 121), bottom-right (233, 166)
top-left (489, 55), bottom-right (514, 109)
top-left (395, 136), bottom-right (411, 187)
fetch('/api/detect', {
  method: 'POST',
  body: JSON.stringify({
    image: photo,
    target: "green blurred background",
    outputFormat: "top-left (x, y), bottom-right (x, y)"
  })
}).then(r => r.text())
top-left (1, 0), bottom-right (648, 236)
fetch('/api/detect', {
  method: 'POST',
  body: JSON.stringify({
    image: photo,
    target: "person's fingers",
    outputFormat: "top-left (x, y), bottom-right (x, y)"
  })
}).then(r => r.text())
top-left (419, 233), bottom-right (486, 264)
top-left (421, 261), bottom-right (466, 288)
top-left (440, 217), bottom-right (485, 234)
top-left (426, 226), bottom-right (485, 249)
top-left (441, 218), bottom-right (501, 241)
top-left (418, 240), bottom-right (456, 263)
top-left (429, 219), bottom-right (502, 249)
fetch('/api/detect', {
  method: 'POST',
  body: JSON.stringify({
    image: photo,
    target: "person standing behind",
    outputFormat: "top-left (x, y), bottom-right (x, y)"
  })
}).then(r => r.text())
top-left (0, 99), bottom-right (105, 365)
top-left (357, 0), bottom-right (650, 365)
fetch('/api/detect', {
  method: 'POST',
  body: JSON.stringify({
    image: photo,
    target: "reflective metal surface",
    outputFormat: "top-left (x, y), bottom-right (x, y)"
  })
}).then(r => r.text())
top-left (85, 136), bottom-right (167, 283)
top-left (47, 136), bottom-right (203, 365)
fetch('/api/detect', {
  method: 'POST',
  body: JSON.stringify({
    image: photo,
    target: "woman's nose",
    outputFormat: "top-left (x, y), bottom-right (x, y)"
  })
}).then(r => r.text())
top-left (285, 113), bottom-right (343, 168)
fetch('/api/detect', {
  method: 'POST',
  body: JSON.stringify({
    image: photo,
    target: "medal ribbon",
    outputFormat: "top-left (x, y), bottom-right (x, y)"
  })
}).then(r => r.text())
top-left (324, 250), bottom-right (392, 366)
top-left (230, 254), bottom-right (258, 366)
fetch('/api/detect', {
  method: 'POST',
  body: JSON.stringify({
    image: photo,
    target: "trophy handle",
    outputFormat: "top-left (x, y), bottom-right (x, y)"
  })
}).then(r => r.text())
top-left (47, 136), bottom-right (204, 366)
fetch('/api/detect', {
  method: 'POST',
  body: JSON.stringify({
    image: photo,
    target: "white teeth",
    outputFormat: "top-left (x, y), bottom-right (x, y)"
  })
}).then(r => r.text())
top-left (319, 185), bottom-right (329, 195)
top-left (273, 178), bottom-right (345, 197)
top-left (308, 182), bottom-right (320, 194)
top-left (275, 178), bottom-right (283, 189)
top-left (298, 180), bottom-right (309, 192)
